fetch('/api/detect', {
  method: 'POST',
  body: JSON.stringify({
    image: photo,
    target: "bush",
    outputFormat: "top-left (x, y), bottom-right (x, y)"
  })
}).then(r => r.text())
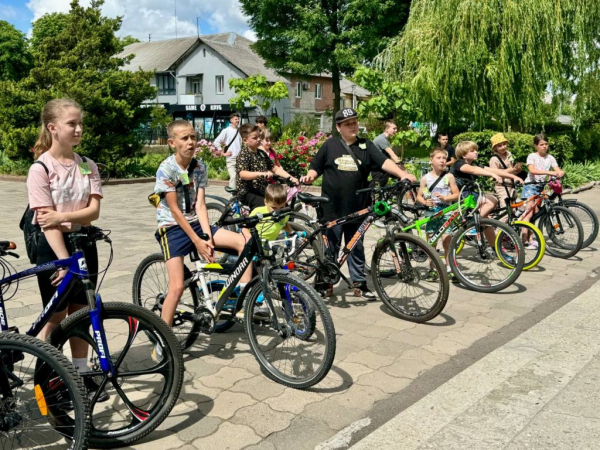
top-left (562, 160), bottom-right (600, 189)
top-left (452, 130), bottom-right (574, 165)
top-left (575, 123), bottom-right (600, 162)
top-left (272, 132), bottom-right (329, 177)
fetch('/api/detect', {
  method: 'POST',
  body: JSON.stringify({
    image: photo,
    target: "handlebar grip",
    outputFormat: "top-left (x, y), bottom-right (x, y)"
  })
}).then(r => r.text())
top-left (356, 187), bottom-right (372, 194)
top-left (221, 215), bottom-right (249, 226)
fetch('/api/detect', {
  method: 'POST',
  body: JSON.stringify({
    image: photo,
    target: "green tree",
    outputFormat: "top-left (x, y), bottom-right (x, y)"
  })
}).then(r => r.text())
top-left (239, 0), bottom-right (411, 134)
top-left (120, 35), bottom-right (140, 47)
top-left (29, 13), bottom-right (69, 53)
top-left (0, 21), bottom-right (32, 81)
top-left (378, 0), bottom-right (600, 130)
top-left (0, 0), bottom-right (156, 171)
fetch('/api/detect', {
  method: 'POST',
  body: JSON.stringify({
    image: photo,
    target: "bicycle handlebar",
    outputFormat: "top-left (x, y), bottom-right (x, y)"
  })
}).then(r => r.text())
top-left (220, 207), bottom-right (294, 227)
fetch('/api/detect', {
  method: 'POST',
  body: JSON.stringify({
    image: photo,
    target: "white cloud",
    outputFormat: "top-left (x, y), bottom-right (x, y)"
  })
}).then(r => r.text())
top-left (26, 0), bottom-right (253, 41)
top-left (0, 4), bottom-right (17, 20)
top-left (243, 29), bottom-right (256, 42)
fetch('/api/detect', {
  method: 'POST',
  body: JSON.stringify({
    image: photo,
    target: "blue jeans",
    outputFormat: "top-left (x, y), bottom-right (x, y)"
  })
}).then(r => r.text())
top-left (326, 221), bottom-right (366, 284)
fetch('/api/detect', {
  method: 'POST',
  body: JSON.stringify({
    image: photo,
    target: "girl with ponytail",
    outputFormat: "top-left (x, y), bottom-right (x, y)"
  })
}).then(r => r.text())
top-left (26, 99), bottom-right (108, 400)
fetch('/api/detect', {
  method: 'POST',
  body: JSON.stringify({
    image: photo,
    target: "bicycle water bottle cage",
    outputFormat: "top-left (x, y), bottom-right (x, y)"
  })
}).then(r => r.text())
top-left (373, 200), bottom-right (391, 217)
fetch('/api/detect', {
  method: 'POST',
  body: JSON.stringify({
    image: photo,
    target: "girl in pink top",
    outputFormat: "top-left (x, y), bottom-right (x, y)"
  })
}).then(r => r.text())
top-left (26, 99), bottom-right (105, 396)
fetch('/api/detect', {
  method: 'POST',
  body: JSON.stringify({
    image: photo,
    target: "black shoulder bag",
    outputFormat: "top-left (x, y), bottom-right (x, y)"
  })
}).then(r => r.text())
top-left (20, 161), bottom-right (49, 264)
top-left (224, 129), bottom-right (240, 152)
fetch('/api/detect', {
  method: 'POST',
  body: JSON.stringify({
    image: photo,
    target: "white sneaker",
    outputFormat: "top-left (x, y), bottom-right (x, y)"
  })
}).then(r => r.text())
top-left (374, 220), bottom-right (386, 229)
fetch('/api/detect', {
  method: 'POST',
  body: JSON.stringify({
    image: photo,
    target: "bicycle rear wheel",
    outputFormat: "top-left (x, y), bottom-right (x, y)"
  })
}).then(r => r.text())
top-left (449, 218), bottom-right (525, 293)
top-left (496, 221), bottom-right (545, 271)
top-left (49, 302), bottom-right (184, 448)
top-left (539, 206), bottom-right (583, 259)
top-left (371, 232), bottom-right (449, 322)
top-left (132, 253), bottom-right (202, 349)
top-left (0, 333), bottom-right (90, 450)
top-left (244, 271), bottom-right (336, 389)
top-left (284, 222), bottom-right (323, 281)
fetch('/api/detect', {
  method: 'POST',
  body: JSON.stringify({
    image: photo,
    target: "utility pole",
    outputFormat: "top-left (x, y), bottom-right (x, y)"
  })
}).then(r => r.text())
top-left (174, 0), bottom-right (178, 40)
top-left (148, 33), bottom-right (151, 42)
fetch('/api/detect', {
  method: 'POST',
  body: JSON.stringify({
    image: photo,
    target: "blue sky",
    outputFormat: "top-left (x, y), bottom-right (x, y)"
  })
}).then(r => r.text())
top-left (0, 0), bottom-right (255, 41)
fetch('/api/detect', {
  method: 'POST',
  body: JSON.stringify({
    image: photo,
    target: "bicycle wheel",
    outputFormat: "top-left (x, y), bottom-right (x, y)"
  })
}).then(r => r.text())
top-left (48, 302), bottom-right (184, 448)
top-left (244, 270), bottom-right (336, 389)
top-left (0, 333), bottom-right (90, 450)
top-left (133, 253), bottom-right (201, 349)
top-left (95, 163), bottom-right (110, 186)
top-left (371, 232), bottom-right (449, 322)
top-left (561, 200), bottom-right (598, 248)
top-left (284, 222), bottom-right (323, 281)
top-left (496, 221), bottom-right (545, 271)
top-left (206, 202), bottom-right (232, 263)
top-left (448, 218), bottom-right (525, 293)
top-left (539, 206), bottom-right (583, 259)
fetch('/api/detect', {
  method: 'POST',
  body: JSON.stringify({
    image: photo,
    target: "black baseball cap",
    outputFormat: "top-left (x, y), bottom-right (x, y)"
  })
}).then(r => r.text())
top-left (335, 108), bottom-right (358, 124)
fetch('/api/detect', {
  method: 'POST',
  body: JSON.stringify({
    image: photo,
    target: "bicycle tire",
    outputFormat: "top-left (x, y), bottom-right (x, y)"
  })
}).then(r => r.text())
top-left (244, 270), bottom-right (336, 389)
top-left (132, 253), bottom-right (202, 349)
top-left (0, 333), bottom-right (90, 450)
top-left (448, 218), bottom-right (525, 293)
top-left (95, 163), bottom-right (110, 186)
top-left (48, 302), bottom-right (184, 448)
top-left (496, 221), bottom-right (545, 270)
top-left (538, 206), bottom-right (584, 259)
top-left (371, 232), bottom-right (449, 322)
top-left (284, 221), bottom-right (324, 281)
top-left (206, 202), bottom-right (233, 263)
top-left (561, 200), bottom-right (598, 249)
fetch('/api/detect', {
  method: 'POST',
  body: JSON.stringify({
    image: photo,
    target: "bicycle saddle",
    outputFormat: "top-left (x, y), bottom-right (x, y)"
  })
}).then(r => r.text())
top-left (225, 187), bottom-right (238, 195)
top-left (297, 193), bottom-right (330, 204)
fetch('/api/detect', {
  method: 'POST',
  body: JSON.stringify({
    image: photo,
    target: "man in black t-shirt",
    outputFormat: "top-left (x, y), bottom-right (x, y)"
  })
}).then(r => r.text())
top-left (300, 108), bottom-right (415, 300)
top-left (437, 132), bottom-right (456, 168)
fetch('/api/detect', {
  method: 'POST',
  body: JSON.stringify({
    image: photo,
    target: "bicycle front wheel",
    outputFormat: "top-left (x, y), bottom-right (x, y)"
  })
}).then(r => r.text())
top-left (284, 221), bottom-right (323, 281)
top-left (244, 270), bottom-right (336, 389)
top-left (48, 302), bottom-right (184, 448)
top-left (371, 232), bottom-right (449, 322)
top-left (496, 221), bottom-right (545, 271)
top-left (539, 206), bottom-right (583, 259)
top-left (449, 218), bottom-right (525, 293)
top-left (0, 333), bottom-right (90, 450)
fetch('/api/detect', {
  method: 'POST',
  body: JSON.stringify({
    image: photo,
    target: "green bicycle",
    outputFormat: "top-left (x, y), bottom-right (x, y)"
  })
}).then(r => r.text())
top-left (391, 181), bottom-right (526, 293)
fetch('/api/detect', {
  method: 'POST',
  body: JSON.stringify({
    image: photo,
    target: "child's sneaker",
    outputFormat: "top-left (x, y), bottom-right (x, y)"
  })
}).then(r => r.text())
top-left (447, 269), bottom-right (460, 283)
top-left (151, 343), bottom-right (163, 363)
top-left (425, 269), bottom-right (439, 282)
top-left (525, 241), bottom-right (539, 250)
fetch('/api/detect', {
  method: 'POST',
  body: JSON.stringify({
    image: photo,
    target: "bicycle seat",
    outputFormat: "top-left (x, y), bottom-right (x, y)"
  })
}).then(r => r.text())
top-left (297, 193), bottom-right (330, 204)
top-left (225, 187), bottom-right (238, 195)
top-left (0, 241), bottom-right (16, 251)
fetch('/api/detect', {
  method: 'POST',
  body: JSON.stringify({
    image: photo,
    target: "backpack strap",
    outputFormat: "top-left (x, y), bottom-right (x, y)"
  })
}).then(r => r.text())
top-left (427, 172), bottom-right (446, 192)
top-left (181, 158), bottom-right (198, 214)
top-left (33, 160), bottom-right (49, 176)
top-left (493, 155), bottom-right (508, 170)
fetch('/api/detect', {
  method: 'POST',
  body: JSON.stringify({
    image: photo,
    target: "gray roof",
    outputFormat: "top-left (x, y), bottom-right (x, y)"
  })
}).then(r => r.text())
top-left (340, 78), bottom-right (370, 97)
top-left (116, 33), bottom-right (287, 83)
top-left (201, 33), bottom-right (287, 83)
top-left (115, 37), bottom-right (198, 72)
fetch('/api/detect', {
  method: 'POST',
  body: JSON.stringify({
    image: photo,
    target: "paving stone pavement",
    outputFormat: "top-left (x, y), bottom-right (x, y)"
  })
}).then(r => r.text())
top-left (1, 180), bottom-right (599, 450)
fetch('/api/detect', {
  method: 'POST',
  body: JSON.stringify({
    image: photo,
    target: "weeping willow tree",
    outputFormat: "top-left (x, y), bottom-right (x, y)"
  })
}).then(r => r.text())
top-left (377, 0), bottom-right (600, 130)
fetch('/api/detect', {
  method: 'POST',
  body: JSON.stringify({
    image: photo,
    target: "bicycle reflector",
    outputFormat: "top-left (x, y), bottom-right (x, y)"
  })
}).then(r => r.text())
top-left (373, 201), bottom-right (391, 217)
top-left (34, 384), bottom-right (48, 416)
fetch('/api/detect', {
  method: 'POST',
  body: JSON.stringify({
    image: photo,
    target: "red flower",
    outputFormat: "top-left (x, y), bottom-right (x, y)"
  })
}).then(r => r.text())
top-left (291, 156), bottom-right (296, 160)
top-left (286, 138), bottom-right (292, 146)
top-left (277, 154), bottom-right (283, 160)
top-left (298, 136), bottom-right (306, 142)
top-left (300, 163), bottom-right (307, 168)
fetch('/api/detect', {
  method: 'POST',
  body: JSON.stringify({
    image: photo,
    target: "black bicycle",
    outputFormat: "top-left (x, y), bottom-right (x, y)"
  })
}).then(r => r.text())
top-left (284, 181), bottom-right (450, 323)
top-left (133, 207), bottom-right (336, 389)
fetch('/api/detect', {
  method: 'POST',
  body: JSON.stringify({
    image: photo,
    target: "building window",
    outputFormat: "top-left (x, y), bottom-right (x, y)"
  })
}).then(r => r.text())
top-left (216, 75), bottom-right (224, 94)
top-left (156, 73), bottom-right (176, 95)
top-left (315, 83), bottom-right (322, 100)
top-left (295, 82), bottom-right (302, 98)
top-left (190, 76), bottom-right (202, 94)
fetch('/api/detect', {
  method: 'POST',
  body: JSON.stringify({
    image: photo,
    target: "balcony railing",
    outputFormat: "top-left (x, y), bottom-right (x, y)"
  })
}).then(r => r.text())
top-left (179, 94), bottom-right (203, 105)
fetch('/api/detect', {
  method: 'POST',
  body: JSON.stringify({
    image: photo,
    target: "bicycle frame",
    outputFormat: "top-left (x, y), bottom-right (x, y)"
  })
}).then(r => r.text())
top-left (402, 194), bottom-right (479, 247)
top-left (0, 245), bottom-right (115, 377)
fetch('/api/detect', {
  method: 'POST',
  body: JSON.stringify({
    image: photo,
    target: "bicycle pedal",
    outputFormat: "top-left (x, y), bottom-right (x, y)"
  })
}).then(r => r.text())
top-left (193, 307), bottom-right (215, 334)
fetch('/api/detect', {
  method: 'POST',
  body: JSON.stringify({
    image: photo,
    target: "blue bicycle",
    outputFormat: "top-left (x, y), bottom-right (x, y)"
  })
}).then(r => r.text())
top-left (0, 227), bottom-right (183, 448)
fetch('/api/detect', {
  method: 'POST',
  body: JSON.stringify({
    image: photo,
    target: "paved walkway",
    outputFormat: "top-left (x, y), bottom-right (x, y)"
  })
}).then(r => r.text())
top-left (1, 180), bottom-right (599, 450)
